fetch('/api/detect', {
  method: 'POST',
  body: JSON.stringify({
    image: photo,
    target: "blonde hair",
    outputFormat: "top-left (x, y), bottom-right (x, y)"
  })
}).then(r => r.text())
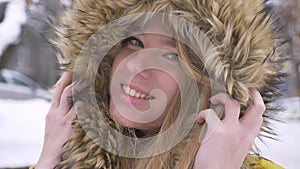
top-left (113, 4), bottom-right (212, 168)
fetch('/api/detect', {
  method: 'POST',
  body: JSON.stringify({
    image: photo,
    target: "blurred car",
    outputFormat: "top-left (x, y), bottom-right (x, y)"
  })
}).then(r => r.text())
top-left (0, 69), bottom-right (52, 101)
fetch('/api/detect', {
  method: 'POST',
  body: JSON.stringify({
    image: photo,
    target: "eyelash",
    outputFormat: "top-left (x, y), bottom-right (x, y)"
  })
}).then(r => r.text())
top-left (125, 37), bottom-right (144, 48)
top-left (163, 53), bottom-right (179, 62)
top-left (123, 36), bottom-right (179, 62)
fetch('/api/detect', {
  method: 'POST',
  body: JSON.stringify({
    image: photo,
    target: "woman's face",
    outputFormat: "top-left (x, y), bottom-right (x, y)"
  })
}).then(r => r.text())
top-left (109, 25), bottom-right (184, 130)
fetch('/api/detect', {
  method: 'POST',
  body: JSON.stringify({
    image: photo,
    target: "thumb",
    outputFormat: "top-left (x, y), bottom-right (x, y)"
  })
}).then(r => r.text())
top-left (196, 109), bottom-right (221, 143)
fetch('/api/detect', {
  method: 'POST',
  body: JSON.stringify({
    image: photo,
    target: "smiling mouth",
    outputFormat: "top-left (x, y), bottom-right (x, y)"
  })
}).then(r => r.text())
top-left (121, 84), bottom-right (155, 100)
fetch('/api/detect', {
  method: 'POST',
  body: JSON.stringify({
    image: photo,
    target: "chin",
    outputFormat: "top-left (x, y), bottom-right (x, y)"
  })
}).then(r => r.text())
top-left (110, 111), bottom-right (161, 130)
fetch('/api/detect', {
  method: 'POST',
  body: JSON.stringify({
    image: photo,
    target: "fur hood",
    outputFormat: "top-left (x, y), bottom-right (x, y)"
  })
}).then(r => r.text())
top-left (53, 0), bottom-right (287, 168)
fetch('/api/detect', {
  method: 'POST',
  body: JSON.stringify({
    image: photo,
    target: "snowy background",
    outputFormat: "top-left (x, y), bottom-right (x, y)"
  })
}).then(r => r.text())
top-left (256, 97), bottom-right (300, 169)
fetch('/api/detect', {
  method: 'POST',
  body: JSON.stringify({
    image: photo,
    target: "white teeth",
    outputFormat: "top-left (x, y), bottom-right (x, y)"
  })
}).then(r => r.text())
top-left (135, 92), bottom-right (141, 98)
top-left (121, 84), bottom-right (152, 100)
top-left (124, 85), bottom-right (130, 94)
top-left (129, 89), bottom-right (136, 97)
top-left (140, 93), bottom-right (146, 99)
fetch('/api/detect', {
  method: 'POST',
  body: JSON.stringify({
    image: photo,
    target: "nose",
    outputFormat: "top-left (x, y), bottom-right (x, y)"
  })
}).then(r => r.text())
top-left (126, 50), bottom-right (152, 79)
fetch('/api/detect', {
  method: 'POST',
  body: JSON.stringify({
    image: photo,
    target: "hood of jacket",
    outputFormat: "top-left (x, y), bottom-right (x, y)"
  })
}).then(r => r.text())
top-left (53, 0), bottom-right (287, 168)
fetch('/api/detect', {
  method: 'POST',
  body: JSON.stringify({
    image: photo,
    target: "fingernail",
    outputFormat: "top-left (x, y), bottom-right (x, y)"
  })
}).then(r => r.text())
top-left (209, 97), bottom-right (217, 104)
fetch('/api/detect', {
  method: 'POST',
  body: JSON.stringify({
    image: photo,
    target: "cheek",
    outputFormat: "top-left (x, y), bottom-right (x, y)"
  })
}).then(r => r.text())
top-left (111, 54), bottom-right (123, 75)
top-left (156, 73), bottom-right (179, 100)
top-left (111, 49), bottom-right (130, 77)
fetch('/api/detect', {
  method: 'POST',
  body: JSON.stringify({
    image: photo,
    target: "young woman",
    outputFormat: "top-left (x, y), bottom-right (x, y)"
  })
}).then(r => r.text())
top-left (34, 0), bottom-right (286, 168)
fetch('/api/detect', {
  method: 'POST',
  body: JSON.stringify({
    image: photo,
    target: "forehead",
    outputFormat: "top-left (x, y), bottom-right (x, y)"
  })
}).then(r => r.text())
top-left (132, 15), bottom-right (173, 37)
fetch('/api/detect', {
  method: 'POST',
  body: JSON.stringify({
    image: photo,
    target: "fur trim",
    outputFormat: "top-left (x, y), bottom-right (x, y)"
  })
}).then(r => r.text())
top-left (53, 0), bottom-right (287, 168)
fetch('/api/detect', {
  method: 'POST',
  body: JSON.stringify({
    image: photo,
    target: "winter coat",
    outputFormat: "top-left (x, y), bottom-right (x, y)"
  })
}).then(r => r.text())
top-left (52, 0), bottom-right (287, 168)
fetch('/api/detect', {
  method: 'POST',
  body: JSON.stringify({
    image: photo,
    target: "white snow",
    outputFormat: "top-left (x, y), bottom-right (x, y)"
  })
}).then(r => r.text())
top-left (254, 96), bottom-right (300, 169)
top-left (0, 0), bottom-right (27, 57)
top-left (0, 98), bottom-right (50, 168)
top-left (257, 120), bottom-right (300, 169)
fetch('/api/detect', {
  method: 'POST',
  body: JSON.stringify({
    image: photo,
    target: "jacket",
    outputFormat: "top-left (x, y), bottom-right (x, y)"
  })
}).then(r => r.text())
top-left (53, 0), bottom-right (287, 168)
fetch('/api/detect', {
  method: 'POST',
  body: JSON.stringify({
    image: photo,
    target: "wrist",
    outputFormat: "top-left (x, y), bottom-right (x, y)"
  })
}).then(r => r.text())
top-left (35, 155), bottom-right (60, 169)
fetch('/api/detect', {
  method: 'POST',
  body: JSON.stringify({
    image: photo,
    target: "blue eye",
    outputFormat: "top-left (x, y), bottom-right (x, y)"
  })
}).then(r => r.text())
top-left (164, 53), bottom-right (179, 62)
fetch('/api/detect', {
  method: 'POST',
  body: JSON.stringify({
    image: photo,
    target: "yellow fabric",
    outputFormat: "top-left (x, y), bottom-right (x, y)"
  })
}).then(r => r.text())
top-left (250, 156), bottom-right (284, 169)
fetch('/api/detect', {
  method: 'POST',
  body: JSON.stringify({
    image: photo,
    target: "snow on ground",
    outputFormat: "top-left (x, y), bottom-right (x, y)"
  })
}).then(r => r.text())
top-left (255, 97), bottom-right (300, 169)
top-left (0, 97), bottom-right (299, 168)
top-left (256, 120), bottom-right (300, 169)
top-left (0, 98), bottom-right (50, 168)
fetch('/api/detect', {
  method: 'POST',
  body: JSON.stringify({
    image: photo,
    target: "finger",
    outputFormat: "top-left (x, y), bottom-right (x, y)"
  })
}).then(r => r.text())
top-left (65, 106), bottom-right (77, 122)
top-left (240, 105), bottom-right (264, 133)
top-left (250, 89), bottom-right (266, 115)
top-left (52, 72), bottom-right (72, 108)
top-left (66, 100), bottom-right (82, 119)
top-left (196, 109), bottom-right (221, 127)
top-left (61, 107), bottom-right (76, 150)
top-left (59, 84), bottom-right (73, 114)
top-left (210, 93), bottom-right (240, 122)
top-left (240, 90), bottom-right (265, 131)
top-left (197, 109), bottom-right (221, 143)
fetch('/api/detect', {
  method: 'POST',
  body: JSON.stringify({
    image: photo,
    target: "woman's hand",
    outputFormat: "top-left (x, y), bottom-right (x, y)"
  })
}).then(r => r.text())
top-left (194, 90), bottom-right (265, 169)
top-left (36, 72), bottom-right (76, 169)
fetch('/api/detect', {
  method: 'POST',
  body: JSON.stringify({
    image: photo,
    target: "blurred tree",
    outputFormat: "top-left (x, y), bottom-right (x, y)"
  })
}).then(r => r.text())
top-left (272, 0), bottom-right (300, 96)
top-left (0, 2), bottom-right (7, 22)
top-left (0, 0), bottom-right (71, 89)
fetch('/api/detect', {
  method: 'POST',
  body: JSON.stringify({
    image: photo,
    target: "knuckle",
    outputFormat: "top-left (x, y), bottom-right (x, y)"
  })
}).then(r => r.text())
top-left (255, 103), bottom-right (266, 114)
top-left (257, 116), bottom-right (264, 126)
top-left (214, 126), bottom-right (229, 137)
top-left (63, 85), bottom-right (73, 94)
top-left (62, 115), bottom-right (74, 126)
top-left (233, 99), bottom-right (239, 105)
top-left (232, 99), bottom-right (241, 108)
top-left (61, 86), bottom-right (73, 100)
top-left (55, 81), bottom-right (63, 89)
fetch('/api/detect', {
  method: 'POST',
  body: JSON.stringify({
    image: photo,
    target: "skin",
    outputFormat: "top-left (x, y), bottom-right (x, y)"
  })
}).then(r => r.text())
top-left (35, 24), bottom-right (265, 168)
top-left (35, 72), bottom-right (264, 169)
top-left (194, 91), bottom-right (265, 169)
top-left (36, 72), bottom-right (75, 169)
top-left (109, 16), bottom-right (184, 130)
top-left (109, 33), bottom-right (182, 130)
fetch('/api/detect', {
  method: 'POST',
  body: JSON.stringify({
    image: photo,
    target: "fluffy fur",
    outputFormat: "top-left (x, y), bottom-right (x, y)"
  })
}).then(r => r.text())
top-left (52, 0), bottom-right (287, 168)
